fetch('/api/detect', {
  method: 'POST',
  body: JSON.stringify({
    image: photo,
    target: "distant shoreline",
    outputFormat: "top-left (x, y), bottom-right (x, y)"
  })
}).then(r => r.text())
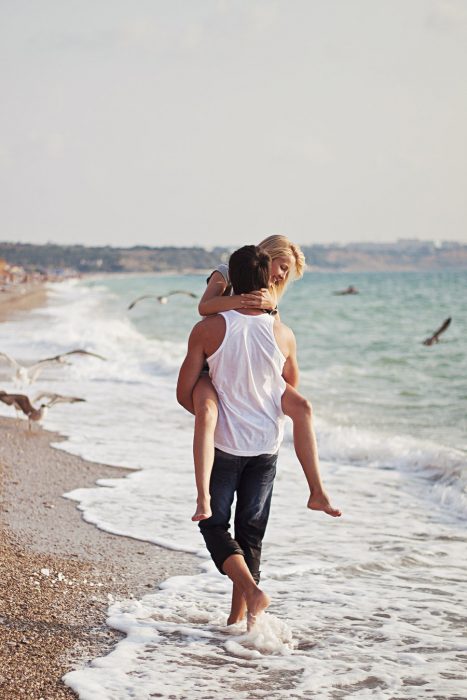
top-left (2, 240), bottom-right (467, 276)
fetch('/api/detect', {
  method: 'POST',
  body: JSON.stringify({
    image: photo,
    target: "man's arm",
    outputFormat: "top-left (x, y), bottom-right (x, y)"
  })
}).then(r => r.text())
top-left (176, 323), bottom-right (206, 415)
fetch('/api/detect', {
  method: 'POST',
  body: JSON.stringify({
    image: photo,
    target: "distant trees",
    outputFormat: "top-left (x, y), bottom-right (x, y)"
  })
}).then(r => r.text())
top-left (0, 240), bottom-right (466, 274)
top-left (0, 243), bottom-right (226, 273)
top-left (0, 243), bottom-right (122, 272)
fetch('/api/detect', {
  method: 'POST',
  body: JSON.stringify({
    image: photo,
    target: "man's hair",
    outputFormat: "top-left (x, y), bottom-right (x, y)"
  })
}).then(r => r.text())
top-left (229, 245), bottom-right (271, 295)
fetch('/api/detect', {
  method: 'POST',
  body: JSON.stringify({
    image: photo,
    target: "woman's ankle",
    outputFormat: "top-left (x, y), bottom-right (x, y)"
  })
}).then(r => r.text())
top-left (196, 493), bottom-right (211, 504)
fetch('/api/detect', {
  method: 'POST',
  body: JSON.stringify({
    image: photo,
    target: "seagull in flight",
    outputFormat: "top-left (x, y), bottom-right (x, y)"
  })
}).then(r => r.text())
top-left (0, 349), bottom-right (106, 385)
top-left (0, 390), bottom-right (86, 430)
top-left (128, 290), bottom-right (198, 310)
top-left (422, 317), bottom-right (452, 346)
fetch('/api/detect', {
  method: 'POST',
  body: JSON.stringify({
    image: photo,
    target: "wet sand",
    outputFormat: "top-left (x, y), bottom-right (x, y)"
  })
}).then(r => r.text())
top-left (0, 290), bottom-right (196, 698)
top-left (0, 282), bottom-right (49, 322)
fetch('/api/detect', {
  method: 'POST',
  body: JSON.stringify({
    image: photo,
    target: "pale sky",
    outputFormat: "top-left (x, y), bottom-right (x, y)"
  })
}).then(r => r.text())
top-left (1, 0), bottom-right (466, 248)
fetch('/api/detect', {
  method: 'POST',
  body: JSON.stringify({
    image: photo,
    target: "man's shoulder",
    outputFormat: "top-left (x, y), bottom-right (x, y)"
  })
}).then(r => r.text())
top-left (273, 318), bottom-right (294, 340)
top-left (191, 314), bottom-right (226, 340)
top-left (273, 319), bottom-right (295, 357)
top-left (201, 313), bottom-right (227, 330)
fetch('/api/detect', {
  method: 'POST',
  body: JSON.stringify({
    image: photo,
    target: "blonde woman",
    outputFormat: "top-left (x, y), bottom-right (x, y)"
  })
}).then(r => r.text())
top-left (191, 235), bottom-right (340, 521)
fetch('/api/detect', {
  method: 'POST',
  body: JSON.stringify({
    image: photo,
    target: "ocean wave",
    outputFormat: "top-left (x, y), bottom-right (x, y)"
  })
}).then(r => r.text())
top-left (308, 421), bottom-right (466, 518)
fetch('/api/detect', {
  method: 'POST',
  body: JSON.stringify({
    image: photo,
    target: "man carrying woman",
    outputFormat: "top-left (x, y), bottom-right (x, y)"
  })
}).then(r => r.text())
top-left (190, 235), bottom-right (340, 522)
top-left (177, 244), bottom-right (341, 629)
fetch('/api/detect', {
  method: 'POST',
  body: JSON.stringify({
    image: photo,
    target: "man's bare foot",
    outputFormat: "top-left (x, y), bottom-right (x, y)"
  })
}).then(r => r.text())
top-left (227, 612), bottom-right (246, 625)
top-left (307, 491), bottom-right (342, 518)
top-left (245, 588), bottom-right (270, 631)
top-left (191, 498), bottom-right (212, 522)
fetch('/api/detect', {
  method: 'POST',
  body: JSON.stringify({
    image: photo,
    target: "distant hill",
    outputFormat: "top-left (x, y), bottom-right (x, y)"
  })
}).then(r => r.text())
top-left (302, 240), bottom-right (467, 272)
top-left (0, 240), bottom-right (466, 273)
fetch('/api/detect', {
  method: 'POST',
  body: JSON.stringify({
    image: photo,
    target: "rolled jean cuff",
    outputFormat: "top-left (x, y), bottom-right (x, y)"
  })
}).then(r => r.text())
top-left (199, 526), bottom-right (245, 576)
top-left (217, 546), bottom-right (245, 576)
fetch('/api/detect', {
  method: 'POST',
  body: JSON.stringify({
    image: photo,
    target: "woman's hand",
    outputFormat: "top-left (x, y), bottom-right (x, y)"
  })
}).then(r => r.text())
top-left (240, 288), bottom-right (276, 310)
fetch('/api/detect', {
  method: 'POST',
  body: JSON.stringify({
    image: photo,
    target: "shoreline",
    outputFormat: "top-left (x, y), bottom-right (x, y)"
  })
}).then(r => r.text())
top-left (0, 282), bottom-right (49, 322)
top-left (0, 417), bottom-right (197, 698)
top-left (0, 283), bottom-right (197, 697)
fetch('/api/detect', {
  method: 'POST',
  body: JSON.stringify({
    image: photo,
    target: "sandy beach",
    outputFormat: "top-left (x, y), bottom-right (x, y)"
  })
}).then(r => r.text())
top-left (0, 282), bottom-right (49, 322)
top-left (0, 290), bottom-right (196, 698)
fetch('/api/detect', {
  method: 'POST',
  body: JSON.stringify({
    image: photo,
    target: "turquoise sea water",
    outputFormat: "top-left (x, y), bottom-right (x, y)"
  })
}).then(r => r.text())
top-left (98, 269), bottom-right (467, 455)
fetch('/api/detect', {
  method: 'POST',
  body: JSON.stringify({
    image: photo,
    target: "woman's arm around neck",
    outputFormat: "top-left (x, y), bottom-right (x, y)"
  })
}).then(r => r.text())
top-left (198, 271), bottom-right (243, 316)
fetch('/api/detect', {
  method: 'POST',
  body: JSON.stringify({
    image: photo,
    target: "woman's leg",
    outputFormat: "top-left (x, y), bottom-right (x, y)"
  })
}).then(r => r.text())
top-left (191, 374), bottom-right (219, 521)
top-left (281, 384), bottom-right (341, 518)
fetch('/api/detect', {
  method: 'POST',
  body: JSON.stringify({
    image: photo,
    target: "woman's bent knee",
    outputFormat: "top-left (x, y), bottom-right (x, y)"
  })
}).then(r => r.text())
top-left (301, 398), bottom-right (313, 418)
top-left (195, 399), bottom-right (218, 425)
top-left (282, 392), bottom-right (313, 420)
top-left (193, 376), bottom-right (219, 418)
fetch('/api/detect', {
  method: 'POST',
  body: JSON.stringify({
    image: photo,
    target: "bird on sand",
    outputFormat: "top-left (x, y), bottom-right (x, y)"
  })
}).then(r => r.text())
top-left (0, 349), bottom-right (106, 385)
top-left (422, 317), bottom-right (452, 346)
top-left (0, 391), bottom-right (85, 430)
top-left (128, 290), bottom-right (198, 310)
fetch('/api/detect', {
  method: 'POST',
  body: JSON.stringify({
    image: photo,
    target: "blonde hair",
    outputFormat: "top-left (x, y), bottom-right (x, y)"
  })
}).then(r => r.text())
top-left (257, 235), bottom-right (306, 300)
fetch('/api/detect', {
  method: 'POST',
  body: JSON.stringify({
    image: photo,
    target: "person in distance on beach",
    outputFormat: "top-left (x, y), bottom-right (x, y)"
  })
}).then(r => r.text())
top-left (177, 245), bottom-right (341, 629)
top-left (189, 234), bottom-right (339, 522)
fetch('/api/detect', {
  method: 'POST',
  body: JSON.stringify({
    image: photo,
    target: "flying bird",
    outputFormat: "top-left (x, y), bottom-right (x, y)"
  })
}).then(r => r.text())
top-left (0, 390), bottom-right (85, 430)
top-left (422, 317), bottom-right (452, 346)
top-left (0, 349), bottom-right (106, 385)
top-left (128, 291), bottom-right (198, 310)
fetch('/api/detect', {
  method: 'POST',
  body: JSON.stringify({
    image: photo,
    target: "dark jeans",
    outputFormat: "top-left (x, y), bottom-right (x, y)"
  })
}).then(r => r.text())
top-left (199, 448), bottom-right (278, 584)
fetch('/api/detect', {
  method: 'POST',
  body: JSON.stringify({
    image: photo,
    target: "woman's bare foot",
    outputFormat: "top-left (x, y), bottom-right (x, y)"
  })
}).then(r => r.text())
top-left (307, 490), bottom-right (341, 517)
top-left (191, 497), bottom-right (212, 522)
top-left (245, 588), bottom-right (270, 631)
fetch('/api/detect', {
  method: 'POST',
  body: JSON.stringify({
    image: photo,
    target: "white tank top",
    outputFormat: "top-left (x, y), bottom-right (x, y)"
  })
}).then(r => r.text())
top-left (207, 310), bottom-right (286, 456)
